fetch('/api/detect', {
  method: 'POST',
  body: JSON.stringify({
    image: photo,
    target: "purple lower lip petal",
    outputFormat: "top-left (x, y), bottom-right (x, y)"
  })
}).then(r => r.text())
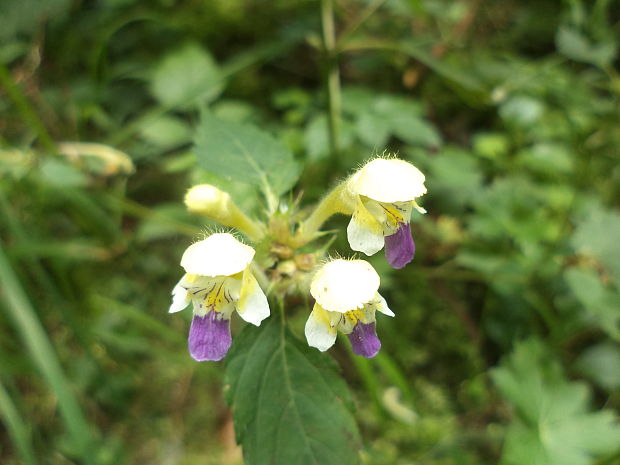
top-left (348, 321), bottom-right (381, 358)
top-left (188, 312), bottom-right (232, 362)
top-left (384, 223), bottom-right (415, 269)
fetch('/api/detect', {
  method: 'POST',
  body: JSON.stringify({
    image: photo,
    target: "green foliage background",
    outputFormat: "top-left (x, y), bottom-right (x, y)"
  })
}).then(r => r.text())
top-left (1, 0), bottom-right (620, 464)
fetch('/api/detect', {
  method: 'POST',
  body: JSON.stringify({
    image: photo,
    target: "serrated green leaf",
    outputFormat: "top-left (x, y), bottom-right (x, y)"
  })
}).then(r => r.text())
top-left (492, 339), bottom-right (620, 465)
top-left (194, 112), bottom-right (301, 209)
top-left (150, 43), bottom-right (224, 108)
top-left (225, 318), bottom-right (361, 465)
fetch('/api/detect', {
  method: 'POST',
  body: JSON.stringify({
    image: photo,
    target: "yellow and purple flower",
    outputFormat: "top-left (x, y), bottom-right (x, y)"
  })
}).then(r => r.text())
top-left (345, 158), bottom-right (426, 269)
top-left (169, 233), bottom-right (270, 361)
top-left (305, 259), bottom-right (394, 358)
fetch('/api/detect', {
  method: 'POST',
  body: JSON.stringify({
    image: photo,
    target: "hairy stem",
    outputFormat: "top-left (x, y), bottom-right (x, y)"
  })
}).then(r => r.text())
top-left (295, 182), bottom-right (351, 246)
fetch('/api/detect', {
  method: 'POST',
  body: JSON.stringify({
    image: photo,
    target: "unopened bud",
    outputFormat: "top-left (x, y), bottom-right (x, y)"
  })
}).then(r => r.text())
top-left (185, 185), bottom-right (233, 222)
top-left (184, 184), bottom-right (264, 241)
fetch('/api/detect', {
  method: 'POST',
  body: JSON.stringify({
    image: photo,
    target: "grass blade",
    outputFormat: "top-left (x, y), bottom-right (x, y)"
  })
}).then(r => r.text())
top-left (0, 242), bottom-right (99, 464)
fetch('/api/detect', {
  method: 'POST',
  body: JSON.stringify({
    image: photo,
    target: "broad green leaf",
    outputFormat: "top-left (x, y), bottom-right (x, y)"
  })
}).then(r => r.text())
top-left (564, 268), bottom-right (620, 341)
top-left (345, 91), bottom-right (440, 149)
top-left (225, 318), bottom-right (361, 465)
top-left (571, 208), bottom-right (620, 288)
top-left (194, 112), bottom-right (301, 208)
top-left (576, 342), bottom-right (620, 393)
top-left (191, 168), bottom-right (261, 213)
top-left (492, 339), bottom-right (620, 465)
top-left (341, 87), bottom-right (377, 116)
top-left (355, 112), bottom-right (391, 148)
top-left (150, 43), bottom-right (224, 108)
top-left (392, 116), bottom-right (440, 148)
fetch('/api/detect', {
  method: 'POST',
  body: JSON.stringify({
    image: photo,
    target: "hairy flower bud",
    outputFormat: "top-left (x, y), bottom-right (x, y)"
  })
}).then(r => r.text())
top-left (184, 184), bottom-right (264, 241)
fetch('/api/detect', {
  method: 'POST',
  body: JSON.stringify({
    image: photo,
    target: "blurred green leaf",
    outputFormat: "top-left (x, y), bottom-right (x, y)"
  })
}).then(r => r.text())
top-left (0, 244), bottom-right (100, 464)
top-left (0, 0), bottom-right (69, 40)
top-left (472, 133), bottom-right (509, 160)
top-left (469, 178), bottom-right (559, 244)
top-left (493, 339), bottom-right (620, 465)
top-left (571, 209), bottom-right (620, 288)
top-left (575, 342), bottom-right (620, 393)
top-left (556, 26), bottom-right (616, 68)
top-left (343, 90), bottom-right (440, 149)
top-left (304, 115), bottom-right (354, 162)
top-left (225, 318), bottom-right (361, 465)
top-left (139, 115), bottom-right (192, 150)
top-left (304, 115), bottom-right (331, 161)
top-left (38, 158), bottom-right (88, 188)
top-left (499, 96), bottom-right (544, 127)
top-left (194, 112), bottom-right (301, 209)
top-left (136, 204), bottom-right (200, 243)
top-left (564, 268), bottom-right (620, 341)
top-left (0, 380), bottom-right (37, 465)
top-left (516, 143), bottom-right (574, 176)
top-left (425, 147), bottom-right (482, 211)
top-left (150, 43), bottom-right (224, 108)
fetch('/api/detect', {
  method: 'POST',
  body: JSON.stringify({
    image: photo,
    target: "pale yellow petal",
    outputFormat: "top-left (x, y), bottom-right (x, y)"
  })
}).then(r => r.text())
top-left (169, 276), bottom-right (190, 313)
top-left (237, 267), bottom-right (270, 326)
top-left (347, 198), bottom-right (385, 256)
top-left (374, 293), bottom-right (394, 317)
top-left (305, 303), bottom-right (338, 352)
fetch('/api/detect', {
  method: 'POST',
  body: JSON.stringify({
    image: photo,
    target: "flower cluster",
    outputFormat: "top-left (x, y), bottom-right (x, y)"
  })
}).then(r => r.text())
top-left (169, 157), bottom-right (427, 361)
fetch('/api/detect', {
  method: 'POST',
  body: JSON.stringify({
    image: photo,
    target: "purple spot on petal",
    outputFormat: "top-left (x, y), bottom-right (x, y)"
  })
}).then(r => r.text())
top-left (348, 322), bottom-right (381, 358)
top-left (188, 312), bottom-right (232, 362)
top-left (384, 223), bottom-right (415, 269)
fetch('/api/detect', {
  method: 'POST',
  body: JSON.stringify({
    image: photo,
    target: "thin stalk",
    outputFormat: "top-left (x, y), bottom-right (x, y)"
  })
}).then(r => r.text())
top-left (0, 63), bottom-right (56, 153)
top-left (296, 182), bottom-right (349, 245)
top-left (0, 379), bottom-right (38, 465)
top-left (0, 243), bottom-right (99, 464)
top-left (321, 0), bottom-right (342, 159)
